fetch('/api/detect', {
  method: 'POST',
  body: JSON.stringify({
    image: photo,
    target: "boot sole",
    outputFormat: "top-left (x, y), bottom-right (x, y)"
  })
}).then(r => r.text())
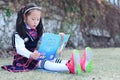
top-left (73, 49), bottom-right (82, 74)
top-left (85, 47), bottom-right (93, 72)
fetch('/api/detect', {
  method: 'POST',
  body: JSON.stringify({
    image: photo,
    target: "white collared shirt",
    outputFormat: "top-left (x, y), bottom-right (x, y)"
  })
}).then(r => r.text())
top-left (15, 34), bottom-right (33, 58)
top-left (15, 24), bottom-right (33, 58)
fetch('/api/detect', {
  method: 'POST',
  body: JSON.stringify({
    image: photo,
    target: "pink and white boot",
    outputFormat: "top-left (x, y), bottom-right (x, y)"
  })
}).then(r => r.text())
top-left (66, 50), bottom-right (81, 74)
top-left (80, 47), bottom-right (93, 72)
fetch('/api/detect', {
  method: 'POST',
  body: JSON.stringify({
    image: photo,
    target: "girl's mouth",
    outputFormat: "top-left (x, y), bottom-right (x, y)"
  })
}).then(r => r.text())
top-left (32, 25), bottom-right (36, 29)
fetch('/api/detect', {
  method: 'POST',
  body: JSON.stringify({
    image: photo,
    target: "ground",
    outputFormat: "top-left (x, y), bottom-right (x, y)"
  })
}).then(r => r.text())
top-left (0, 48), bottom-right (120, 80)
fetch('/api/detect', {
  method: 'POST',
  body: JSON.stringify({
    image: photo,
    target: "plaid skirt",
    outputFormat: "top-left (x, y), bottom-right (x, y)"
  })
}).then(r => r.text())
top-left (1, 52), bottom-right (39, 72)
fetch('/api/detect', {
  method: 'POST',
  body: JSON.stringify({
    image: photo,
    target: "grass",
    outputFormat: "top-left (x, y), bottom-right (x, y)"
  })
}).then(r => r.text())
top-left (0, 48), bottom-right (120, 80)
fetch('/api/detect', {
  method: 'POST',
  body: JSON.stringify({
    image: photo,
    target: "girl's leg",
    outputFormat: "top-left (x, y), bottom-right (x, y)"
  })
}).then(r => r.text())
top-left (38, 50), bottom-right (81, 74)
top-left (50, 58), bottom-right (67, 64)
top-left (40, 60), bottom-right (69, 72)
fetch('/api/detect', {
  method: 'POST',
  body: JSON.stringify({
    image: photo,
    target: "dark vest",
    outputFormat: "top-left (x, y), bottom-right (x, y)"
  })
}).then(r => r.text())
top-left (24, 32), bottom-right (39, 52)
top-left (12, 31), bottom-right (39, 52)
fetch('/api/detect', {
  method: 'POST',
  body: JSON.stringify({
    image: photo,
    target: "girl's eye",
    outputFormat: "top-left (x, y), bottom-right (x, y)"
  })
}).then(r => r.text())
top-left (32, 18), bottom-right (40, 21)
top-left (37, 19), bottom-right (40, 21)
top-left (32, 19), bottom-right (35, 20)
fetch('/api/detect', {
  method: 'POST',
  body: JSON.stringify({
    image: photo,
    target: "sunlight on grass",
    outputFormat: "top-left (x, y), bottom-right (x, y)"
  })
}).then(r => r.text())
top-left (0, 48), bottom-right (120, 80)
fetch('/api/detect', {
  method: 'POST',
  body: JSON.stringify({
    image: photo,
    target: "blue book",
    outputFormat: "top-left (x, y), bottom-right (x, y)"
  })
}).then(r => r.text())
top-left (37, 33), bottom-right (70, 60)
top-left (56, 34), bottom-right (70, 58)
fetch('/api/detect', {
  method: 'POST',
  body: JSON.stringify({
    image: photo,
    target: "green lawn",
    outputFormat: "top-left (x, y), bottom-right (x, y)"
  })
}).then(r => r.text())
top-left (0, 48), bottom-right (120, 80)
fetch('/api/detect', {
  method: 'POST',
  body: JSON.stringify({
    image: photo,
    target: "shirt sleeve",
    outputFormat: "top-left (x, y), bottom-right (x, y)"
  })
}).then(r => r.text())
top-left (15, 34), bottom-right (33, 58)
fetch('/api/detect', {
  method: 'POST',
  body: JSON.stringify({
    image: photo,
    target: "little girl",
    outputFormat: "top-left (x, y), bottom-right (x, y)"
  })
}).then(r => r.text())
top-left (1, 3), bottom-right (93, 74)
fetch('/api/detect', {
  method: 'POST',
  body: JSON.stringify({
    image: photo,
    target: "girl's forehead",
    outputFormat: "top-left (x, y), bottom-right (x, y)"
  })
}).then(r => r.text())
top-left (28, 10), bottom-right (41, 17)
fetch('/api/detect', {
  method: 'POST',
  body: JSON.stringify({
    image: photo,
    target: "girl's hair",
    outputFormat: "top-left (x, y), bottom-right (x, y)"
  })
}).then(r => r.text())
top-left (16, 3), bottom-right (43, 39)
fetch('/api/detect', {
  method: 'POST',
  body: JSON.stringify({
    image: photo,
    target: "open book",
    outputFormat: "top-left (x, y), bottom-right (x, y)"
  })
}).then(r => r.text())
top-left (37, 33), bottom-right (70, 60)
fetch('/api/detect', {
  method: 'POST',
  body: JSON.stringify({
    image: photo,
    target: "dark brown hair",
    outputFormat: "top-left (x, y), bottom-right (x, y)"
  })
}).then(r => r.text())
top-left (16, 3), bottom-right (43, 39)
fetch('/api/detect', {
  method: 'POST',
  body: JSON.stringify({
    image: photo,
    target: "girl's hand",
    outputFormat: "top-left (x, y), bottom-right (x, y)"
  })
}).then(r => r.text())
top-left (30, 50), bottom-right (40, 59)
top-left (59, 32), bottom-right (65, 40)
top-left (30, 50), bottom-right (45, 60)
top-left (57, 49), bottom-right (62, 55)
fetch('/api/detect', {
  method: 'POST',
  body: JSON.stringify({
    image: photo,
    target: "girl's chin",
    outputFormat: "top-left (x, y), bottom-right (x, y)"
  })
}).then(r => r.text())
top-left (31, 27), bottom-right (36, 29)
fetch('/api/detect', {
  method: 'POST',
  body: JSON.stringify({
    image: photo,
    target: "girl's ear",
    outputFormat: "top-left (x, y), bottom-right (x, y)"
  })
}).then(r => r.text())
top-left (23, 14), bottom-right (27, 22)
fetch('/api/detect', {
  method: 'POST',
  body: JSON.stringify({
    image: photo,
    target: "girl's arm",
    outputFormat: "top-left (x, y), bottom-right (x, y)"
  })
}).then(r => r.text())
top-left (15, 34), bottom-right (33, 58)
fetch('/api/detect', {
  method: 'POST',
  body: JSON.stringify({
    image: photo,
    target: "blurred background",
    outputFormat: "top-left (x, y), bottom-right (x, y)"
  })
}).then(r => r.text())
top-left (0, 0), bottom-right (120, 57)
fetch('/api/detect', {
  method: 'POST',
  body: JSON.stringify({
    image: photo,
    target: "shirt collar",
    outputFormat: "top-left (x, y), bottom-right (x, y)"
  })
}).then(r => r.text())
top-left (25, 23), bottom-right (31, 29)
top-left (25, 23), bottom-right (37, 31)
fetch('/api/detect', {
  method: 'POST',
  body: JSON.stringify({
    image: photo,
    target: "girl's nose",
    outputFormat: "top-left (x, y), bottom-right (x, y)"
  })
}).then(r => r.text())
top-left (34, 21), bottom-right (37, 25)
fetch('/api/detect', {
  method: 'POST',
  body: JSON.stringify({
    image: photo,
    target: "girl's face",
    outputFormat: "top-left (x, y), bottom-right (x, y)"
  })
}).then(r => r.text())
top-left (24, 10), bottom-right (41, 29)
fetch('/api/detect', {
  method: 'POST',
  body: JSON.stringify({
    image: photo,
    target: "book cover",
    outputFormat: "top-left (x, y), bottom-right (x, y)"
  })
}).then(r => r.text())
top-left (37, 33), bottom-right (70, 60)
